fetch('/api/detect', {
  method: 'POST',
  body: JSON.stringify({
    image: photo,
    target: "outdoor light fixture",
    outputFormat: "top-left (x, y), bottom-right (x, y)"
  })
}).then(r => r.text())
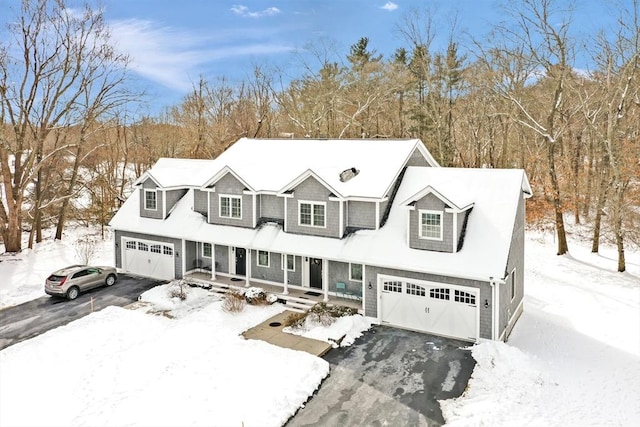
top-left (484, 299), bottom-right (489, 308)
top-left (368, 281), bottom-right (372, 290)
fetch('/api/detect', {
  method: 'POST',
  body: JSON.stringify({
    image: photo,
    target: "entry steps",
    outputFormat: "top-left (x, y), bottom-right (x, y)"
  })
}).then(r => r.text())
top-left (186, 278), bottom-right (316, 313)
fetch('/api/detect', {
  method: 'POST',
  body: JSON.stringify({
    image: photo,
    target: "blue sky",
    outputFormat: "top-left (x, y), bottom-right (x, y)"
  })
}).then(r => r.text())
top-left (0, 0), bottom-right (624, 113)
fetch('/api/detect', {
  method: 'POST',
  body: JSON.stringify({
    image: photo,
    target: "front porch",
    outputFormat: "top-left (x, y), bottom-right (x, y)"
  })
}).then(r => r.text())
top-left (185, 272), bottom-right (363, 312)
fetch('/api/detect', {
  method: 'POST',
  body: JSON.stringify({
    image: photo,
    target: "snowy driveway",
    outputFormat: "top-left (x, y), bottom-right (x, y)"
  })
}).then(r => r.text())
top-left (287, 325), bottom-right (475, 426)
top-left (0, 274), bottom-right (164, 350)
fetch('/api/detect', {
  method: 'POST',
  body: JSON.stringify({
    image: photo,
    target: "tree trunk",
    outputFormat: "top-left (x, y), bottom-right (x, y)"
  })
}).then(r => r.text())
top-left (55, 143), bottom-right (83, 240)
top-left (548, 142), bottom-right (569, 255)
top-left (613, 186), bottom-right (626, 272)
top-left (591, 155), bottom-right (610, 253)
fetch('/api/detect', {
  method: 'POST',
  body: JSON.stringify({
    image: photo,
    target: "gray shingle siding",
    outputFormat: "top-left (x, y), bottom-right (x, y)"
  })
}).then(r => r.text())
top-left (406, 147), bottom-right (430, 167)
top-left (501, 193), bottom-right (525, 340)
top-left (250, 250), bottom-right (285, 283)
top-left (286, 176), bottom-right (340, 238)
top-left (209, 173), bottom-right (254, 228)
top-left (139, 183), bottom-right (163, 219)
top-left (347, 201), bottom-right (376, 229)
top-left (193, 190), bottom-right (208, 216)
top-left (113, 230), bottom-right (182, 279)
top-left (165, 189), bottom-right (187, 216)
top-left (363, 265), bottom-right (493, 339)
top-left (328, 261), bottom-right (364, 296)
top-left (260, 194), bottom-right (284, 220)
top-left (215, 244), bottom-right (229, 274)
top-left (409, 193), bottom-right (454, 252)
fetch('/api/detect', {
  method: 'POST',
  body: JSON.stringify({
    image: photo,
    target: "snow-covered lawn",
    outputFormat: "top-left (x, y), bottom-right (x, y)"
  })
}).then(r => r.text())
top-left (1, 225), bottom-right (639, 426)
top-left (442, 231), bottom-right (640, 426)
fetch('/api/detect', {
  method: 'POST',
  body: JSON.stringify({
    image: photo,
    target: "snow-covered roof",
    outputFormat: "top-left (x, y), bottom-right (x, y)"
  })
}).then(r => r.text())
top-left (135, 138), bottom-right (436, 199)
top-left (110, 165), bottom-right (530, 282)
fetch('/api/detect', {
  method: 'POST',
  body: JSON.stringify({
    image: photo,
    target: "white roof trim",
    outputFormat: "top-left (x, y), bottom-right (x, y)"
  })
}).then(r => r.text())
top-left (133, 172), bottom-right (162, 188)
top-left (202, 165), bottom-right (254, 192)
top-left (401, 185), bottom-right (473, 212)
top-left (276, 169), bottom-right (343, 198)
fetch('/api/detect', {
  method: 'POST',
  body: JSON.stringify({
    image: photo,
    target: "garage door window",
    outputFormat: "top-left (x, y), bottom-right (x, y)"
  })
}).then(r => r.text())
top-left (163, 246), bottom-right (173, 256)
top-left (454, 290), bottom-right (476, 305)
top-left (383, 280), bottom-right (402, 293)
top-left (406, 282), bottom-right (426, 296)
top-left (138, 242), bottom-right (149, 251)
top-left (151, 244), bottom-right (162, 254)
top-left (125, 241), bottom-right (136, 250)
top-left (430, 288), bottom-right (450, 300)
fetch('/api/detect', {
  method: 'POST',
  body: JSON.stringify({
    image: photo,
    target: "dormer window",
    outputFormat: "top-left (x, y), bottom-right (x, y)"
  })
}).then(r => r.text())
top-left (220, 195), bottom-right (242, 219)
top-left (299, 201), bottom-right (325, 227)
top-left (144, 190), bottom-right (157, 210)
top-left (419, 210), bottom-right (442, 240)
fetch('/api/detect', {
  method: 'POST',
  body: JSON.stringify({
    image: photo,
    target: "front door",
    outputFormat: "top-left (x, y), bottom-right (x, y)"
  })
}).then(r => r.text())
top-left (235, 248), bottom-right (246, 276)
top-left (309, 258), bottom-right (322, 289)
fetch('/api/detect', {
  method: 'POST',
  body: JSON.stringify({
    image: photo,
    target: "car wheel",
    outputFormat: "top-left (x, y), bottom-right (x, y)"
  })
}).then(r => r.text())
top-left (105, 274), bottom-right (117, 286)
top-left (67, 286), bottom-right (80, 300)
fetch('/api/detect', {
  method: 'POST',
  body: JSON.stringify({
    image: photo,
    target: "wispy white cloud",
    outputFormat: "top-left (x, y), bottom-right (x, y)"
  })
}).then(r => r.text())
top-left (380, 2), bottom-right (398, 11)
top-left (108, 18), bottom-right (292, 92)
top-left (231, 5), bottom-right (281, 18)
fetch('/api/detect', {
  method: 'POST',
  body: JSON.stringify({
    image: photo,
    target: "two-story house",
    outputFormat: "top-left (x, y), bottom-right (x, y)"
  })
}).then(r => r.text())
top-left (109, 138), bottom-right (531, 342)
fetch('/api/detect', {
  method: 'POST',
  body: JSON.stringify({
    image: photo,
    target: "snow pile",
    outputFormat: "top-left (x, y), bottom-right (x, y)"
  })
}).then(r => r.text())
top-left (0, 293), bottom-right (329, 427)
top-left (138, 281), bottom-right (222, 317)
top-left (284, 314), bottom-right (373, 347)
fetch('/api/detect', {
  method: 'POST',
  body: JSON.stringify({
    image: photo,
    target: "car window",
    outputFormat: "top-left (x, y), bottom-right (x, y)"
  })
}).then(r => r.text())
top-left (86, 268), bottom-right (99, 275)
top-left (72, 270), bottom-right (88, 279)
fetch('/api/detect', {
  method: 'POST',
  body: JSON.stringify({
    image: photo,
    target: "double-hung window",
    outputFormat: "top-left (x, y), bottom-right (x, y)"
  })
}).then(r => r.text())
top-left (299, 201), bottom-right (325, 227)
top-left (349, 263), bottom-right (363, 281)
top-left (202, 242), bottom-right (212, 258)
top-left (419, 210), bottom-right (443, 240)
top-left (220, 195), bottom-right (242, 219)
top-left (258, 250), bottom-right (270, 267)
top-left (144, 189), bottom-right (157, 210)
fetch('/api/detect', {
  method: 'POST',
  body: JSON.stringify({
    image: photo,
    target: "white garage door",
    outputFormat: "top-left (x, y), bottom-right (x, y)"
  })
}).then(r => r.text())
top-left (122, 238), bottom-right (175, 281)
top-left (379, 275), bottom-right (478, 342)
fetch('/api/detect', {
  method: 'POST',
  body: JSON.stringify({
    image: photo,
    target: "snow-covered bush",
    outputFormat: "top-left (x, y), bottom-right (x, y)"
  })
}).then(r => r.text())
top-left (244, 287), bottom-right (275, 305)
top-left (168, 280), bottom-right (188, 301)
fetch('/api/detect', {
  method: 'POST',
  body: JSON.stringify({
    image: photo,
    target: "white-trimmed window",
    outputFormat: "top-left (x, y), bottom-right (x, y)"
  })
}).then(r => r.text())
top-left (281, 254), bottom-right (295, 271)
top-left (383, 280), bottom-right (402, 293)
top-left (144, 189), bottom-right (157, 210)
top-left (125, 240), bottom-right (136, 250)
top-left (150, 244), bottom-right (162, 254)
top-left (202, 242), bottom-right (212, 258)
top-left (419, 210), bottom-right (443, 240)
top-left (138, 242), bottom-right (149, 251)
top-left (220, 195), bottom-right (242, 219)
top-left (510, 268), bottom-right (516, 301)
top-left (258, 250), bottom-right (270, 267)
top-left (299, 201), bottom-right (325, 227)
top-left (163, 246), bottom-right (173, 256)
top-left (349, 263), bottom-right (363, 281)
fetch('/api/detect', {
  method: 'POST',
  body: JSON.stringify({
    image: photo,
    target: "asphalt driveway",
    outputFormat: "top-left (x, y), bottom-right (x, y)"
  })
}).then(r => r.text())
top-left (0, 274), bottom-right (165, 350)
top-left (287, 325), bottom-right (475, 427)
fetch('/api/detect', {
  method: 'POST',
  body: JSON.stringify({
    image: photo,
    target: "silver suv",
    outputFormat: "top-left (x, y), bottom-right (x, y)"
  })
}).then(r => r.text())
top-left (45, 265), bottom-right (118, 300)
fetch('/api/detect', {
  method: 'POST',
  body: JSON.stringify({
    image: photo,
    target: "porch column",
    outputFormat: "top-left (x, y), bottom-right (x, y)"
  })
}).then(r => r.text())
top-left (211, 243), bottom-right (216, 280)
top-left (245, 249), bottom-right (251, 287)
top-left (322, 258), bottom-right (329, 302)
top-left (283, 253), bottom-right (289, 295)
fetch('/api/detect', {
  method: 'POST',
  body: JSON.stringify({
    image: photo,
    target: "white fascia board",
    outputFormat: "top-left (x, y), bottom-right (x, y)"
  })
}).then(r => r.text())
top-left (202, 165), bottom-right (254, 192)
top-left (133, 172), bottom-right (162, 188)
top-left (276, 169), bottom-right (343, 198)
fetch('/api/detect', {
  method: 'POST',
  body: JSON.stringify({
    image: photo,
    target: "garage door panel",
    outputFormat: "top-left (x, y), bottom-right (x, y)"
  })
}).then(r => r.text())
top-left (122, 238), bottom-right (175, 281)
top-left (379, 275), bottom-right (478, 342)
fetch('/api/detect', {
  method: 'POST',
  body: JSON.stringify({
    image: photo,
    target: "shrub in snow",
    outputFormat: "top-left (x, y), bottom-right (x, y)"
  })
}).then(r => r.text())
top-left (75, 236), bottom-right (98, 264)
top-left (306, 303), bottom-right (359, 326)
top-left (244, 287), bottom-right (274, 305)
top-left (223, 289), bottom-right (246, 313)
top-left (168, 280), bottom-right (188, 301)
top-left (283, 311), bottom-right (307, 327)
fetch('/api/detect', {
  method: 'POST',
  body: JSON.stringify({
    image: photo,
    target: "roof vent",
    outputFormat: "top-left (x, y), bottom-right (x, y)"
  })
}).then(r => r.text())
top-left (339, 167), bottom-right (359, 182)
